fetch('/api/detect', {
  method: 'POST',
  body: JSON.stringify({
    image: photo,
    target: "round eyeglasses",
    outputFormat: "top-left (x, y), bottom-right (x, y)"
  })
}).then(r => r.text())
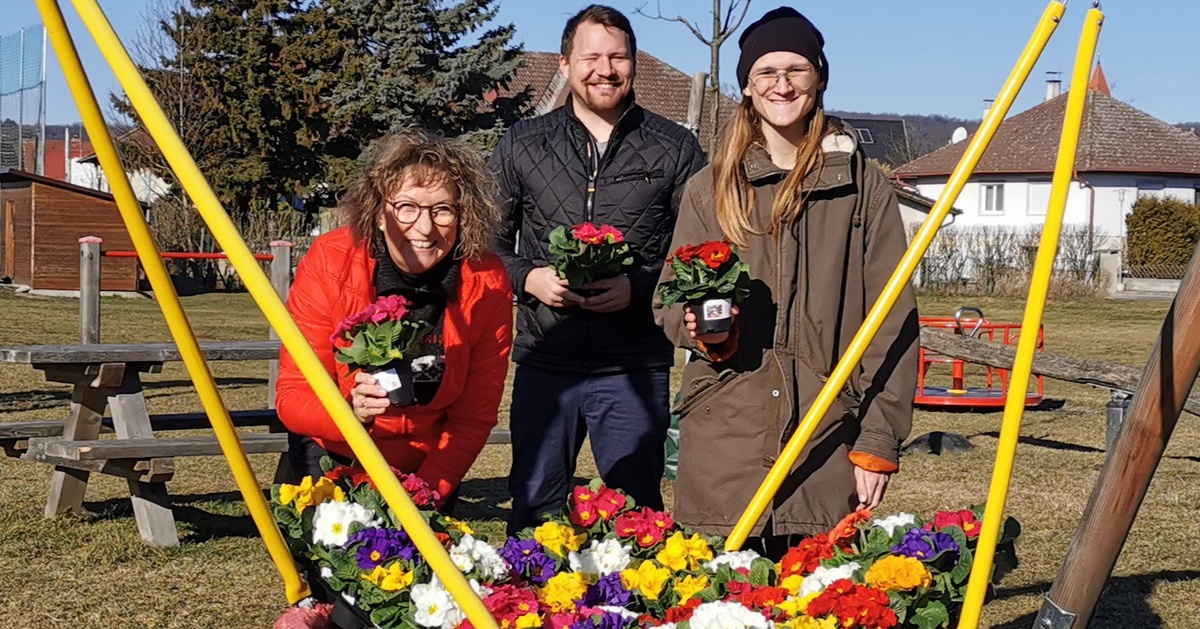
top-left (750, 67), bottom-right (818, 92)
top-left (385, 200), bottom-right (459, 227)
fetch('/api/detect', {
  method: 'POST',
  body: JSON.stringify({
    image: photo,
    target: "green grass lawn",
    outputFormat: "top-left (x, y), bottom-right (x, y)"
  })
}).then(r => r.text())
top-left (1, 288), bottom-right (1197, 627)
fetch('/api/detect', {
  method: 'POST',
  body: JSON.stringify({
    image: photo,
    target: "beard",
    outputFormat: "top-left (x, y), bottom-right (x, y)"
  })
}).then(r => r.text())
top-left (571, 79), bottom-right (632, 113)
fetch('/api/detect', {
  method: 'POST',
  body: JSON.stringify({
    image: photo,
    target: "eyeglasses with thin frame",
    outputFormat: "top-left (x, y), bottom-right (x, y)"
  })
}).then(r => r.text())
top-left (384, 200), bottom-right (459, 227)
top-left (750, 67), bottom-right (818, 92)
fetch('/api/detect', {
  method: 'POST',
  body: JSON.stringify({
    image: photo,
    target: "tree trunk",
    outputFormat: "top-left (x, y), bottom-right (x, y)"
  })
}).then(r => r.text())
top-left (708, 0), bottom-right (722, 150)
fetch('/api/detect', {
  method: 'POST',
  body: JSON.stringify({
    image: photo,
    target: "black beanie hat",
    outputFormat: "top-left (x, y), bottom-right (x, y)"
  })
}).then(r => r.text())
top-left (736, 7), bottom-right (826, 89)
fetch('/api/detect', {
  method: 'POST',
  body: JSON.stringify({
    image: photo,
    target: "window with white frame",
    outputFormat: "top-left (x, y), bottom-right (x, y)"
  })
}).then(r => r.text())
top-left (856, 128), bottom-right (875, 144)
top-left (981, 183), bottom-right (1005, 215)
top-left (1027, 179), bottom-right (1051, 216)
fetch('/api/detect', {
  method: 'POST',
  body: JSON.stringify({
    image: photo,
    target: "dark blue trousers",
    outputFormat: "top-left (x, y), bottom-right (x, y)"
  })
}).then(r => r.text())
top-left (507, 364), bottom-right (671, 535)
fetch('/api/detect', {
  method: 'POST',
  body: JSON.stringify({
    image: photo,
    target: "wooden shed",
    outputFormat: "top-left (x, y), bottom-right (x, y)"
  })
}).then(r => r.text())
top-left (1, 169), bottom-right (139, 292)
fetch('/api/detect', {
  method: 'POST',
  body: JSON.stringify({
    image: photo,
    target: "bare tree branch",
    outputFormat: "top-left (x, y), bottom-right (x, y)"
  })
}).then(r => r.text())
top-left (718, 0), bottom-right (753, 44)
top-left (634, 1), bottom-right (710, 44)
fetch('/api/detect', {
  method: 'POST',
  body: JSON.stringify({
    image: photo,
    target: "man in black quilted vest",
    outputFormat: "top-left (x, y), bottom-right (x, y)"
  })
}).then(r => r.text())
top-left (490, 4), bottom-right (705, 534)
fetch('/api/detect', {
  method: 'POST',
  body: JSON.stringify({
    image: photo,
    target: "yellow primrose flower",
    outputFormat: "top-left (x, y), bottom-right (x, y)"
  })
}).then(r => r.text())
top-left (533, 522), bottom-right (587, 557)
top-left (278, 476), bottom-right (345, 513)
top-left (865, 555), bottom-right (933, 591)
top-left (363, 562), bottom-right (415, 592)
top-left (539, 572), bottom-right (588, 613)
top-left (620, 560), bottom-right (671, 601)
top-left (655, 532), bottom-right (691, 571)
top-left (444, 516), bottom-right (474, 536)
top-left (781, 615), bottom-right (839, 629)
top-left (515, 613), bottom-right (542, 629)
top-left (672, 574), bottom-right (710, 602)
top-left (779, 574), bottom-right (804, 597)
top-left (777, 592), bottom-right (820, 618)
top-left (683, 533), bottom-right (714, 566)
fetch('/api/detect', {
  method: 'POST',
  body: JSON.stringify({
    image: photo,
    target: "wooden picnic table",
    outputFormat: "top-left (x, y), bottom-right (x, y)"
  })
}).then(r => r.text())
top-left (0, 339), bottom-right (513, 548)
top-left (0, 340), bottom-right (285, 547)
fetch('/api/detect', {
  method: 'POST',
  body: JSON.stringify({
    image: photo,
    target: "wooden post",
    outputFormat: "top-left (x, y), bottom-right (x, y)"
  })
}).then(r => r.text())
top-left (44, 378), bottom-right (108, 517)
top-left (1037, 237), bottom-right (1200, 628)
top-left (267, 240), bottom-right (292, 409)
top-left (685, 72), bottom-right (708, 135)
top-left (108, 371), bottom-right (180, 547)
top-left (79, 237), bottom-right (102, 344)
top-left (1105, 391), bottom-right (1131, 453)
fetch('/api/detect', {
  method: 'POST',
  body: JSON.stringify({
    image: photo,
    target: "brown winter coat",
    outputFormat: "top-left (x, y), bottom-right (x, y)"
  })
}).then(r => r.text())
top-left (653, 129), bottom-right (919, 537)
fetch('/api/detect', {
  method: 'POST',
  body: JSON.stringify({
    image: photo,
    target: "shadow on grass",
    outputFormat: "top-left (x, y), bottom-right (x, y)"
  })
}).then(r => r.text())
top-left (1, 389), bottom-right (72, 413)
top-left (974, 431), bottom-right (1105, 454)
top-left (990, 569), bottom-right (1200, 628)
top-left (451, 476), bottom-right (589, 522)
top-left (84, 491), bottom-right (264, 542)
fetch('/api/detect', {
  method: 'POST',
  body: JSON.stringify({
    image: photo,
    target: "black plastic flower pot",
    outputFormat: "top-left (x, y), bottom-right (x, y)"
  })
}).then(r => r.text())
top-left (689, 295), bottom-right (734, 335)
top-left (364, 359), bottom-right (415, 407)
top-left (297, 558), bottom-right (375, 629)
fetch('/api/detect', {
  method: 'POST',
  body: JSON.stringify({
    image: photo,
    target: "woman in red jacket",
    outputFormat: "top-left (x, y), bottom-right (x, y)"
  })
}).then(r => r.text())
top-left (276, 130), bottom-right (513, 508)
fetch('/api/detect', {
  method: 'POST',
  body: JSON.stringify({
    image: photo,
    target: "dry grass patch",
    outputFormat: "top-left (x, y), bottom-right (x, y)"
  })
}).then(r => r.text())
top-left (1, 288), bottom-right (1197, 627)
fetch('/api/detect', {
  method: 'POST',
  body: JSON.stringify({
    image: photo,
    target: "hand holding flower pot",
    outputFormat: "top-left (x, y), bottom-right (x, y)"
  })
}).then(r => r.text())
top-left (547, 223), bottom-right (634, 298)
top-left (332, 295), bottom-right (431, 408)
top-left (658, 240), bottom-right (751, 336)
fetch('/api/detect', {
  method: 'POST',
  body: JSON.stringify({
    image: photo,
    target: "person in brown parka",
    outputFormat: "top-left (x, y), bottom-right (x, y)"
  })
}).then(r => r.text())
top-left (653, 7), bottom-right (919, 560)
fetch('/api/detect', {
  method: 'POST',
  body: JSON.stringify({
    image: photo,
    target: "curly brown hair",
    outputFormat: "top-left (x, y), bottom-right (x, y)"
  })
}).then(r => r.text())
top-left (340, 130), bottom-right (500, 260)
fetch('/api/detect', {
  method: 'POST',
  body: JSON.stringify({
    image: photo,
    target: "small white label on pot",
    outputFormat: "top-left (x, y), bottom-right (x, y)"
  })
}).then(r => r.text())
top-left (373, 368), bottom-right (404, 392)
top-left (702, 298), bottom-right (732, 321)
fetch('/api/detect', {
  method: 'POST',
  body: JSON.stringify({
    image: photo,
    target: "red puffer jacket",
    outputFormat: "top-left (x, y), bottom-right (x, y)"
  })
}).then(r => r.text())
top-left (276, 227), bottom-right (513, 498)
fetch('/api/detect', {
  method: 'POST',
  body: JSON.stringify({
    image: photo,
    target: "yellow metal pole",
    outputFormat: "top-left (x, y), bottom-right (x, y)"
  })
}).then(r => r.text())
top-left (956, 7), bottom-right (1103, 628)
top-left (68, 1), bottom-right (497, 626)
top-left (37, 0), bottom-right (311, 604)
top-left (724, 0), bottom-right (1068, 551)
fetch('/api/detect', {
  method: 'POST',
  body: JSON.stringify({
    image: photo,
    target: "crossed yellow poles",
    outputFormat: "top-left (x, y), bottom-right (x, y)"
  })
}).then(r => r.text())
top-left (36, 0), bottom-right (496, 626)
top-left (31, 0), bottom-right (1102, 626)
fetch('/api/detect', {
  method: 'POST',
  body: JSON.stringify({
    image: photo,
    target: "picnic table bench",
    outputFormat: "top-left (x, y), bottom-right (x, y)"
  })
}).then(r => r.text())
top-left (0, 340), bottom-right (286, 547)
top-left (0, 339), bottom-right (512, 547)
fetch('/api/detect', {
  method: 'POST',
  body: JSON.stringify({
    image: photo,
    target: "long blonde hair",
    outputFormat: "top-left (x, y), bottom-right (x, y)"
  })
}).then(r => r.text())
top-left (712, 94), bottom-right (832, 248)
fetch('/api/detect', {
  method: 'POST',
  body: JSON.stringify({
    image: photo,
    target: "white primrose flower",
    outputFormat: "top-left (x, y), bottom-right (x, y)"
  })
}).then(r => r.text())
top-left (702, 549), bottom-right (762, 572)
top-left (568, 538), bottom-right (633, 578)
top-left (873, 513), bottom-right (918, 536)
top-left (411, 580), bottom-right (455, 628)
top-left (450, 535), bottom-right (510, 582)
top-left (799, 561), bottom-right (861, 597)
top-left (596, 606), bottom-right (640, 621)
top-left (311, 501), bottom-right (382, 547)
top-left (411, 574), bottom-right (491, 629)
top-left (689, 600), bottom-right (774, 629)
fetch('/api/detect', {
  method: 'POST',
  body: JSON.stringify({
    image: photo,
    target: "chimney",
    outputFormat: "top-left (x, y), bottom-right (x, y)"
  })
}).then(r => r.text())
top-left (982, 99), bottom-right (994, 120)
top-left (1045, 71), bottom-right (1062, 101)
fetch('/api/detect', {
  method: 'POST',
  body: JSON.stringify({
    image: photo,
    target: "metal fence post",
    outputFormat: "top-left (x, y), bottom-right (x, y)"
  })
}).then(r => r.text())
top-left (266, 240), bottom-right (293, 409)
top-left (79, 236), bottom-right (102, 344)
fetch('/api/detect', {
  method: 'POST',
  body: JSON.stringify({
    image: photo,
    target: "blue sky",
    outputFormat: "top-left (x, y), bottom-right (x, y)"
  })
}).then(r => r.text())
top-left (9, 0), bottom-right (1200, 126)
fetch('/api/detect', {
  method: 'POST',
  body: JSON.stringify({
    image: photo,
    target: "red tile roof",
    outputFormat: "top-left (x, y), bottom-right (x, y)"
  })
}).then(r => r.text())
top-left (895, 88), bottom-right (1200, 178)
top-left (1088, 62), bottom-right (1110, 96)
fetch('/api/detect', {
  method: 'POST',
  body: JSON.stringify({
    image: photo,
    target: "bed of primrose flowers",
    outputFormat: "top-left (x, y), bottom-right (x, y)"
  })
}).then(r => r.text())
top-left (271, 468), bottom-right (1020, 629)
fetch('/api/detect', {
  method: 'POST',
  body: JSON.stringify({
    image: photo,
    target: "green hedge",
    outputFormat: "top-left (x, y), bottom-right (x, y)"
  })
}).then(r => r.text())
top-left (1125, 196), bottom-right (1200, 266)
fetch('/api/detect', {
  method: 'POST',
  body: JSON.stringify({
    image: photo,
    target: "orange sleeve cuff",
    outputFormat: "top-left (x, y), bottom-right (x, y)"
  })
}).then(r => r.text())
top-left (696, 320), bottom-right (740, 362)
top-left (849, 450), bottom-right (899, 474)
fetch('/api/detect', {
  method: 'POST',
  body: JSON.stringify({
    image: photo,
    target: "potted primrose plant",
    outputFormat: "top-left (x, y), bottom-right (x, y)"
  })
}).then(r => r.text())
top-left (658, 239), bottom-right (751, 335)
top-left (332, 294), bottom-right (431, 407)
top-left (547, 222), bottom-right (634, 297)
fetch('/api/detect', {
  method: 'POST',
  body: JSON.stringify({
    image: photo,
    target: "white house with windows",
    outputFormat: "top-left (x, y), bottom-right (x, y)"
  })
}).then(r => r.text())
top-left (895, 65), bottom-right (1200, 263)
